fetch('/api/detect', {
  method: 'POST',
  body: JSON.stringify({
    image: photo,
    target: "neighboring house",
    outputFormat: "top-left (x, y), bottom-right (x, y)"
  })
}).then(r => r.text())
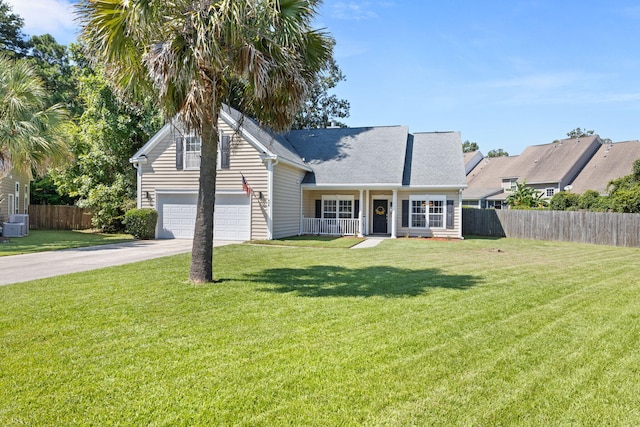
top-left (464, 135), bottom-right (603, 207)
top-left (130, 106), bottom-right (467, 240)
top-left (0, 170), bottom-right (30, 224)
top-left (463, 150), bottom-right (483, 175)
top-left (569, 140), bottom-right (640, 195)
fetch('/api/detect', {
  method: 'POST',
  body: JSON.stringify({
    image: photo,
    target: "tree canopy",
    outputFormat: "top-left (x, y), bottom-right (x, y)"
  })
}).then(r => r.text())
top-left (487, 148), bottom-right (509, 157)
top-left (462, 140), bottom-right (479, 153)
top-left (0, 54), bottom-right (69, 178)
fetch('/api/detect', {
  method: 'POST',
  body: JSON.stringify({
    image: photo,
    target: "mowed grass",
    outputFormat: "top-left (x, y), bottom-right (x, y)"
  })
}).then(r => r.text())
top-left (249, 235), bottom-right (365, 248)
top-left (0, 230), bottom-right (133, 256)
top-left (1, 238), bottom-right (640, 425)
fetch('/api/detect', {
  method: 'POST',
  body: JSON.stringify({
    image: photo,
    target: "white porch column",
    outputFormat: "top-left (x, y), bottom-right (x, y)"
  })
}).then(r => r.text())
top-left (458, 189), bottom-right (464, 239)
top-left (365, 189), bottom-right (370, 235)
top-left (358, 189), bottom-right (364, 237)
top-left (391, 189), bottom-right (398, 238)
top-left (266, 159), bottom-right (274, 240)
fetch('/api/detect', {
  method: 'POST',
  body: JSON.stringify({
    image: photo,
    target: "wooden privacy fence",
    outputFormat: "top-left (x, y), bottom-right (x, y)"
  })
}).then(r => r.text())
top-left (463, 208), bottom-right (640, 247)
top-left (29, 205), bottom-right (93, 230)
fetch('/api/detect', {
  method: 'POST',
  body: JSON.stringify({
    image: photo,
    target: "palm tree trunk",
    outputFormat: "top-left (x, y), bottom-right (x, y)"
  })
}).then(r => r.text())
top-left (189, 112), bottom-right (218, 283)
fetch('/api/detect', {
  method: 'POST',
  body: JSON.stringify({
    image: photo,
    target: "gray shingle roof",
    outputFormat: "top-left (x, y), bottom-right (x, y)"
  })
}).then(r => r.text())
top-left (404, 132), bottom-right (467, 187)
top-left (221, 106), bottom-right (308, 170)
top-left (569, 140), bottom-right (640, 194)
top-left (285, 126), bottom-right (410, 185)
top-left (463, 155), bottom-right (519, 199)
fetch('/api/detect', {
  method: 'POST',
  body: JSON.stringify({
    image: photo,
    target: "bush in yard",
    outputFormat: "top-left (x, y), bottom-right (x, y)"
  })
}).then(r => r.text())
top-left (550, 191), bottom-right (580, 211)
top-left (124, 208), bottom-right (158, 239)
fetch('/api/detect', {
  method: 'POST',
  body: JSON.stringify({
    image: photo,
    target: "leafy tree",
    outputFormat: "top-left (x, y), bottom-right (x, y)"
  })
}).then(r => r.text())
top-left (566, 128), bottom-right (594, 139)
top-left (505, 180), bottom-right (549, 209)
top-left (0, 0), bottom-right (29, 56)
top-left (27, 35), bottom-right (81, 116)
top-left (487, 148), bottom-right (509, 157)
top-left (53, 70), bottom-right (161, 232)
top-left (607, 159), bottom-right (640, 213)
top-left (0, 55), bottom-right (69, 178)
top-left (30, 174), bottom-right (76, 205)
top-left (291, 57), bottom-right (349, 129)
top-left (77, 0), bottom-right (333, 283)
top-left (462, 140), bottom-right (479, 153)
top-left (549, 191), bottom-right (579, 211)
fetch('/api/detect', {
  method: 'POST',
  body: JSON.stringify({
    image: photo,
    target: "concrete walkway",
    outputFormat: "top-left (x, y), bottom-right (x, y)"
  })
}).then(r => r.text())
top-left (0, 239), bottom-right (235, 286)
top-left (351, 236), bottom-right (387, 249)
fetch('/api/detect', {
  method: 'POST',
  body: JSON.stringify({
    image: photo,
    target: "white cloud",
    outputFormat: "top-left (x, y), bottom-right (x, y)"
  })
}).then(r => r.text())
top-left (330, 2), bottom-right (378, 21)
top-left (5, 0), bottom-right (77, 44)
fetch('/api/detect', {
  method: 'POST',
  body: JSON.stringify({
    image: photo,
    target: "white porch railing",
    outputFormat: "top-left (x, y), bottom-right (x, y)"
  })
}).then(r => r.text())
top-left (303, 217), bottom-right (360, 236)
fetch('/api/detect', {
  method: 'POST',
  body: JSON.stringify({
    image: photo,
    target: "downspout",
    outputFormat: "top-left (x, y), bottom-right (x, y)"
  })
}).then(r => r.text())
top-left (130, 159), bottom-right (142, 209)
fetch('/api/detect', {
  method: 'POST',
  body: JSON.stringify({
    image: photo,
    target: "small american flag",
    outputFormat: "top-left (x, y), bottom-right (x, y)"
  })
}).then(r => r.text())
top-left (241, 174), bottom-right (252, 197)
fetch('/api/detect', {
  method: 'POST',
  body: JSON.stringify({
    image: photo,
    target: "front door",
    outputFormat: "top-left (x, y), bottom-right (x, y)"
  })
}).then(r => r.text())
top-left (372, 199), bottom-right (388, 234)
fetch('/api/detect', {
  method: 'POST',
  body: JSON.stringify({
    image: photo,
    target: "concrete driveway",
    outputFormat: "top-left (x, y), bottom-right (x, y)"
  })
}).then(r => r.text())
top-left (0, 239), bottom-right (236, 286)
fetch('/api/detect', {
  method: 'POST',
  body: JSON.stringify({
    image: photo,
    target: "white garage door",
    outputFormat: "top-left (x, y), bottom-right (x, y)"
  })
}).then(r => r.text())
top-left (157, 193), bottom-right (250, 240)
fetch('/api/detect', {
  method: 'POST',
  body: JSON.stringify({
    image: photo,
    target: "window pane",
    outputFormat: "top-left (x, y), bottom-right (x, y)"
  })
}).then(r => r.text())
top-left (429, 200), bottom-right (444, 228)
top-left (323, 200), bottom-right (337, 219)
top-left (184, 136), bottom-right (201, 169)
top-left (411, 199), bottom-right (427, 228)
top-left (338, 200), bottom-right (352, 218)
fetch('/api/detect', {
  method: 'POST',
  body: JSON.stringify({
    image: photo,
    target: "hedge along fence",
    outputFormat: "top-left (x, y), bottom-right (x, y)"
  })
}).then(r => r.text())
top-left (29, 205), bottom-right (93, 230)
top-left (463, 208), bottom-right (640, 247)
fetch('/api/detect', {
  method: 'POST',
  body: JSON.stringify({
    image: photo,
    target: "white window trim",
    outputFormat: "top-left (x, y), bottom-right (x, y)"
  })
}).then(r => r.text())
top-left (545, 188), bottom-right (556, 197)
top-left (409, 195), bottom-right (428, 229)
top-left (409, 194), bottom-right (447, 229)
top-left (321, 195), bottom-right (355, 219)
top-left (8, 194), bottom-right (15, 217)
top-left (15, 181), bottom-right (20, 214)
top-left (183, 135), bottom-right (201, 170)
top-left (24, 184), bottom-right (28, 214)
top-left (428, 195), bottom-right (446, 229)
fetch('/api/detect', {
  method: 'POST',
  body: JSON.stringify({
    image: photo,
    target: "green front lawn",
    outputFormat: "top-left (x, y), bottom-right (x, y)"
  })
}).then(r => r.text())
top-left (1, 238), bottom-right (640, 425)
top-left (0, 230), bottom-right (133, 256)
top-left (249, 235), bottom-right (365, 248)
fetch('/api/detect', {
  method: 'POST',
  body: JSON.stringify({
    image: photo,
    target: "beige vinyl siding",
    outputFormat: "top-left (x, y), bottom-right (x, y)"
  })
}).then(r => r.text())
top-left (272, 163), bottom-right (306, 238)
top-left (0, 171), bottom-right (29, 223)
top-left (396, 190), bottom-right (462, 239)
top-left (138, 118), bottom-right (271, 240)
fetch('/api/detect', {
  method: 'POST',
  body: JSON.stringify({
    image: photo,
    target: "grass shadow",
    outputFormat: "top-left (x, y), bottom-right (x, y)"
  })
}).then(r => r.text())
top-left (247, 265), bottom-right (481, 298)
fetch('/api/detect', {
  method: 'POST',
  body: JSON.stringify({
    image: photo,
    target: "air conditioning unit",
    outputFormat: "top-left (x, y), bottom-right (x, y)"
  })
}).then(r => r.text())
top-left (2, 222), bottom-right (23, 237)
top-left (5, 214), bottom-right (29, 237)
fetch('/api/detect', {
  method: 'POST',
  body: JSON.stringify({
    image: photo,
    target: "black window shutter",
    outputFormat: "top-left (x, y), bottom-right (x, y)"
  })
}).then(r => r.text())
top-left (354, 200), bottom-right (360, 218)
top-left (446, 200), bottom-right (455, 229)
top-left (315, 200), bottom-right (322, 218)
top-left (402, 200), bottom-right (409, 227)
top-left (175, 137), bottom-right (183, 170)
top-left (220, 135), bottom-right (230, 169)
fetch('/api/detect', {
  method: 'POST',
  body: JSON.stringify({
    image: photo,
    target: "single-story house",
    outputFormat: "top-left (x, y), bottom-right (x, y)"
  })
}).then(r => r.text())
top-left (130, 106), bottom-right (467, 241)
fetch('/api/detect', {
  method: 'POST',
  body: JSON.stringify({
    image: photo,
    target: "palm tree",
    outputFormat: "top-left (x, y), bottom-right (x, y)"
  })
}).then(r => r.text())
top-left (76, 0), bottom-right (333, 283)
top-left (0, 55), bottom-right (69, 178)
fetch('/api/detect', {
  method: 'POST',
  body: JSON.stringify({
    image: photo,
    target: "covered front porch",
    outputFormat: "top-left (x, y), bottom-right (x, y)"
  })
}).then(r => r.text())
top-left (300, 188), bottom-right (399, 238)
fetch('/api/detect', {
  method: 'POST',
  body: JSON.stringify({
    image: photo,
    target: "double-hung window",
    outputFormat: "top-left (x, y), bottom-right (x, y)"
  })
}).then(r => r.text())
top-left (184, 136), bottom-right (201, 170)
top-left (410, 198), bottom-right (427, 228)
top-left (322, 195), bottom-right (354, 219)
top-left (408, 195), bottom-right (446, 229)
top-left (428, 198), bottom-right (445, 228)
